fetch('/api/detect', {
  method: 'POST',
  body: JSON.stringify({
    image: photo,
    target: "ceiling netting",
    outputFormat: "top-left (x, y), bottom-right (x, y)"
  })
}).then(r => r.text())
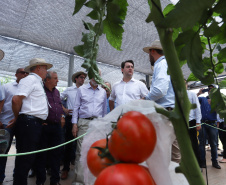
top-left (0, 0), bottom-right (195, 86)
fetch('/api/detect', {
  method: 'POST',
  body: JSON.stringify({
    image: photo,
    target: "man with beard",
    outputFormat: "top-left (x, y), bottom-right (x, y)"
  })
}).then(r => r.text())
top-left (71, 71), bottom-right (107, 184)
top-left (143, 40), bottom-right (179, 163)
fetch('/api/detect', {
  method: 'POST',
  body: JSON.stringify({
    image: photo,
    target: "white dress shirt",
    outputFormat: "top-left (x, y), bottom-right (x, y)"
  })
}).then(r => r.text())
top-left (72, 83), bottom-right (107, 124)
top-left (0, 82), bottom-right (18, 125)
top-left (187, 90), bottom-right (202, 123)
top-left (109, 78), bottom-right (148, 108)
top-left (146, 56), bottom-right (175, 108)
top-left (15, 73), bottom-right (48, 120)
top-left (60, 85), bottom-right (79, 115)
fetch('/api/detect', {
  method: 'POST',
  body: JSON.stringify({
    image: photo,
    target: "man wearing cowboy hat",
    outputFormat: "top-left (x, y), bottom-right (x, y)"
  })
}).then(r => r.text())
top-left (60, 71), bottom-right (87, 180)
top-left (143, 41), bottom-right (180, 163)
top-left (12, 58), bottom-right (52, 185)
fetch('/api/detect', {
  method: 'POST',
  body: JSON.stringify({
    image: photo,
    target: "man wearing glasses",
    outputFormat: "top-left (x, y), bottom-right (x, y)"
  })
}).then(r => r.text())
top-left (0, 68), bottom-right (28, 184)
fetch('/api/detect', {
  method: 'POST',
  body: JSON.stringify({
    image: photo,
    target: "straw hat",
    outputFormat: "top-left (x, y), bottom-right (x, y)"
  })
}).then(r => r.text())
top-left (25, 58), bottom-right (53, 72)
top-left (143, 40), bottom-right (163, 53)
top-left (71, 71), bottom-right (87, 83)
top-left (0, 49), bottom-right (4, 61)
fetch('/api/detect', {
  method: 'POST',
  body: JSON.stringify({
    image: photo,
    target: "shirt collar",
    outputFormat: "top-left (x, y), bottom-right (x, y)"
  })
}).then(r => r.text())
top-left (121, 78), bottom-right (135, 83)
top-left (13, 81), bottom-right (18, 86)
top-left (30, 72), bottom-right (43, 81)
top-left (154, 56), bottom-right (165, 66)
top-left (87, 82), bottom-right (100, 90)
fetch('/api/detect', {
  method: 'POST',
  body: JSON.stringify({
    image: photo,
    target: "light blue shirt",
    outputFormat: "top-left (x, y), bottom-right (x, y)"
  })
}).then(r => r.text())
top-left (0, 82), bottom-right (18, 125)
top-left (146, 56), bottom-right (175, 108)
top-left (72, 82), bottom-right (107, 124)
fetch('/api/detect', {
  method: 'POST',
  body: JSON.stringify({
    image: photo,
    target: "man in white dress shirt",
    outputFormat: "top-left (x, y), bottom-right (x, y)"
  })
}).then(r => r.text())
top-left (60, 71), bottom-right (87, 180)
top-left (185, 80), bottom-right (202, 166)
top-left (12, 58), bottom-right (52, 185)
top-left (109, 60), bottom-right (148, 110)
top-left (71, 73), bottom-right (107, 184)
top-left (143, 40), bottom-right (179, 163)
top-left (0, 68), bottom-right (28, 184)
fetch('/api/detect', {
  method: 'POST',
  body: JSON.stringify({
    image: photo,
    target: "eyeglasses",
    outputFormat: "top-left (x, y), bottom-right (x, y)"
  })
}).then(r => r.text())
top-left (18, 71), bottom-right (29, 75)
top-left (79, 76), bottom-right (86, 79)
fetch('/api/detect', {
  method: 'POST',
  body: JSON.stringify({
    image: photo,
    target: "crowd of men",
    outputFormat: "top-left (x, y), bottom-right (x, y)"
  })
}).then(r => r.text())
top-left (0, 39), bottom-right (225, 185)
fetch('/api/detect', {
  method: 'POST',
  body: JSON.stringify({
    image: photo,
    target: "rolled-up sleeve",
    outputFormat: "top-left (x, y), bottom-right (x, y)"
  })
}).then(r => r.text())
top-left (72, 88), bottom-right (81, 124)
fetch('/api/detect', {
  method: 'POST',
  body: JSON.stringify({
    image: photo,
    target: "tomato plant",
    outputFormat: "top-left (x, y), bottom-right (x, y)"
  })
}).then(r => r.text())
top-left (87, 139), bottom-right (114, 177)
top-left (108, 111), bottom-right (157, 163)
top-left (94, 163), bottom-right (156, 185)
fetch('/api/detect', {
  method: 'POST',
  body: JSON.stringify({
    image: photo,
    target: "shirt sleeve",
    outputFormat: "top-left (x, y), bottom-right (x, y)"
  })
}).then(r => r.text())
top-left (103, 93), bottom-right (107, 117)
top-left (60, 88), bottom-right (67, 100)
top-left (109, 84), bottom-right (116, 101)
top-left (15, 77), bottom-right (35, 97)
top-left (72, 88), bottom-right (81, 124)
top-left (146, 61), bottom-right (170, 101)
top-left (0, 84), bottom-right (5, 101)
top-left (139, 82), bottom-right (149, 98)
top-left (193, 93), bottom-right (202, 123)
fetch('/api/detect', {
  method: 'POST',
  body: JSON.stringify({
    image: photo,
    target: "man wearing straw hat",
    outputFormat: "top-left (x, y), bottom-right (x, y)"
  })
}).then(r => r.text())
top-left (143, 41), bottom-right (180, 163)
top-left (60, 71), bottom-right (87, 180)
top-left (12, 58), bottom-right (52, 185)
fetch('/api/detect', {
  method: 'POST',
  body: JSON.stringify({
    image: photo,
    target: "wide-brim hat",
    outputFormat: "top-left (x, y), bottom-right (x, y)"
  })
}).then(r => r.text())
top-left (143, 40), bottom-right (163, 53)
top-left (72, 71), bottom-right (87, 83)
top-left (24, 58), bottom-right (53, 72)
top-left (0, 49), bottom-right (4, 61)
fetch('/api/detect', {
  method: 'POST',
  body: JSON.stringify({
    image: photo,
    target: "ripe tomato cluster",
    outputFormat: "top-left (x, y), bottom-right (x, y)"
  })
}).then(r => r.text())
top-left (87, 111), bottom-right (157, 185)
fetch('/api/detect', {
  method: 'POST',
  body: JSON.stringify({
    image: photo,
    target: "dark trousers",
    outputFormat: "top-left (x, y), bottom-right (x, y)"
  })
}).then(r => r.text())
top-left (189, 119), bottom-right (201, 165)
top-left (0, 125), bottom-right (15, 182)
top-left (199, 122), bottom-right (218, 163)
top-left (219, 122), bottom-right (226, 158)
top-left (13, 115), bottom-right (43, 185)
top-left (36, 123), bottom-right (62, 184)
top-left (62, 116), bottom-right (76, 171)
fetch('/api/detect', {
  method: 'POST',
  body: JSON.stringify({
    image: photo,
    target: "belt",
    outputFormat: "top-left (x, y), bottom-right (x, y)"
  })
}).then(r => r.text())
top-left (45, 120), bottom-right (60, 125)
top-left (83, 117), bottom-right (97, 120)
top-left (202, 120), bottom-right (216, 124)
top-left (19, 114), bottom-right (43, 123)
top-left (166, 107), bottom-right (174, 111)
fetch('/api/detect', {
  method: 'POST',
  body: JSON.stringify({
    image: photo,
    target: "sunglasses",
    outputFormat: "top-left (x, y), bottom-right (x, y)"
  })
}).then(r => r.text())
top-left (18, 71), bottom-right (29, 75)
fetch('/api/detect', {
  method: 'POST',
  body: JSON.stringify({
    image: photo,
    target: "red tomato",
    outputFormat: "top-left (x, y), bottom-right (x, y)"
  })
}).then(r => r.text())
top-left (87, 139), bottom-right (114, 177)
top-left (108, 111), bottom-right (157, 163)
top-left (94, 163), bottom-right (156, 185)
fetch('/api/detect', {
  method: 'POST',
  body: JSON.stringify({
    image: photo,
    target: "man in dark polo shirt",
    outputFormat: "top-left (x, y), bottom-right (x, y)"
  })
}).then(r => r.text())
top-left (36, 71), bottom-right (64, 185)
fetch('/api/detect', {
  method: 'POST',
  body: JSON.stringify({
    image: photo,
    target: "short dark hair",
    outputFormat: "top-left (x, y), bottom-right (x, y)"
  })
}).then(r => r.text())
top-left (121, 60), bottom-right (134, 69)
top-left (16, 68), bottom-right (24, 74)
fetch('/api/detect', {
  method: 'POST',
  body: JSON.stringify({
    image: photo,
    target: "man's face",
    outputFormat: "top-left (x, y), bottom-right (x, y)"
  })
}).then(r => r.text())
top-left (75, 74), bottom-right (86, 86)
top-left (38, 65), bottom-right (48, 80)
top-left (49, 73), bottom-right (58, 87)
top-left (149, 50), bottom-right (155, 66)
top-left (16, 69), bottom-right (29, 82)
top-left (121, 62), bottom-right (134, 77)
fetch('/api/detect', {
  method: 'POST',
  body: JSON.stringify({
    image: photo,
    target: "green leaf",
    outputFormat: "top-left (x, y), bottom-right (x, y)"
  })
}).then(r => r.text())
top-left (211, 24), bottom-right (226, 44)
top-left (103, 0), bottom-right (128, 50)
top-left (203, 57), bottom-right (212, 68)
top-left (213, 0), bottom-right (226, 20)
top-left (209, 88), bottom-right (226, 121)
top-left (74, 45), bottom-right (84, 57)
top-left (203, 20), bottom-right (221, 37)
top-left (83, 22), bottom-right (94, 31)
top-left (163, 4), bottom-right (175, 17)
top-left (146, 0), bottom-right (164, 25)
top-left (219, 80), bottom-right (226, 89)
top-left (217, 47), bottom-right (226, 63)
top-left (87, 10), bottom-right (99, 20)
top-left (215, 62), bottom-right (224, 74)
top-left (187, 73), bottom-right (198, 82)
top-left (162, 0), bottom-right (215, 29)
top-left (73, 0), bottom-right (87, 15)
